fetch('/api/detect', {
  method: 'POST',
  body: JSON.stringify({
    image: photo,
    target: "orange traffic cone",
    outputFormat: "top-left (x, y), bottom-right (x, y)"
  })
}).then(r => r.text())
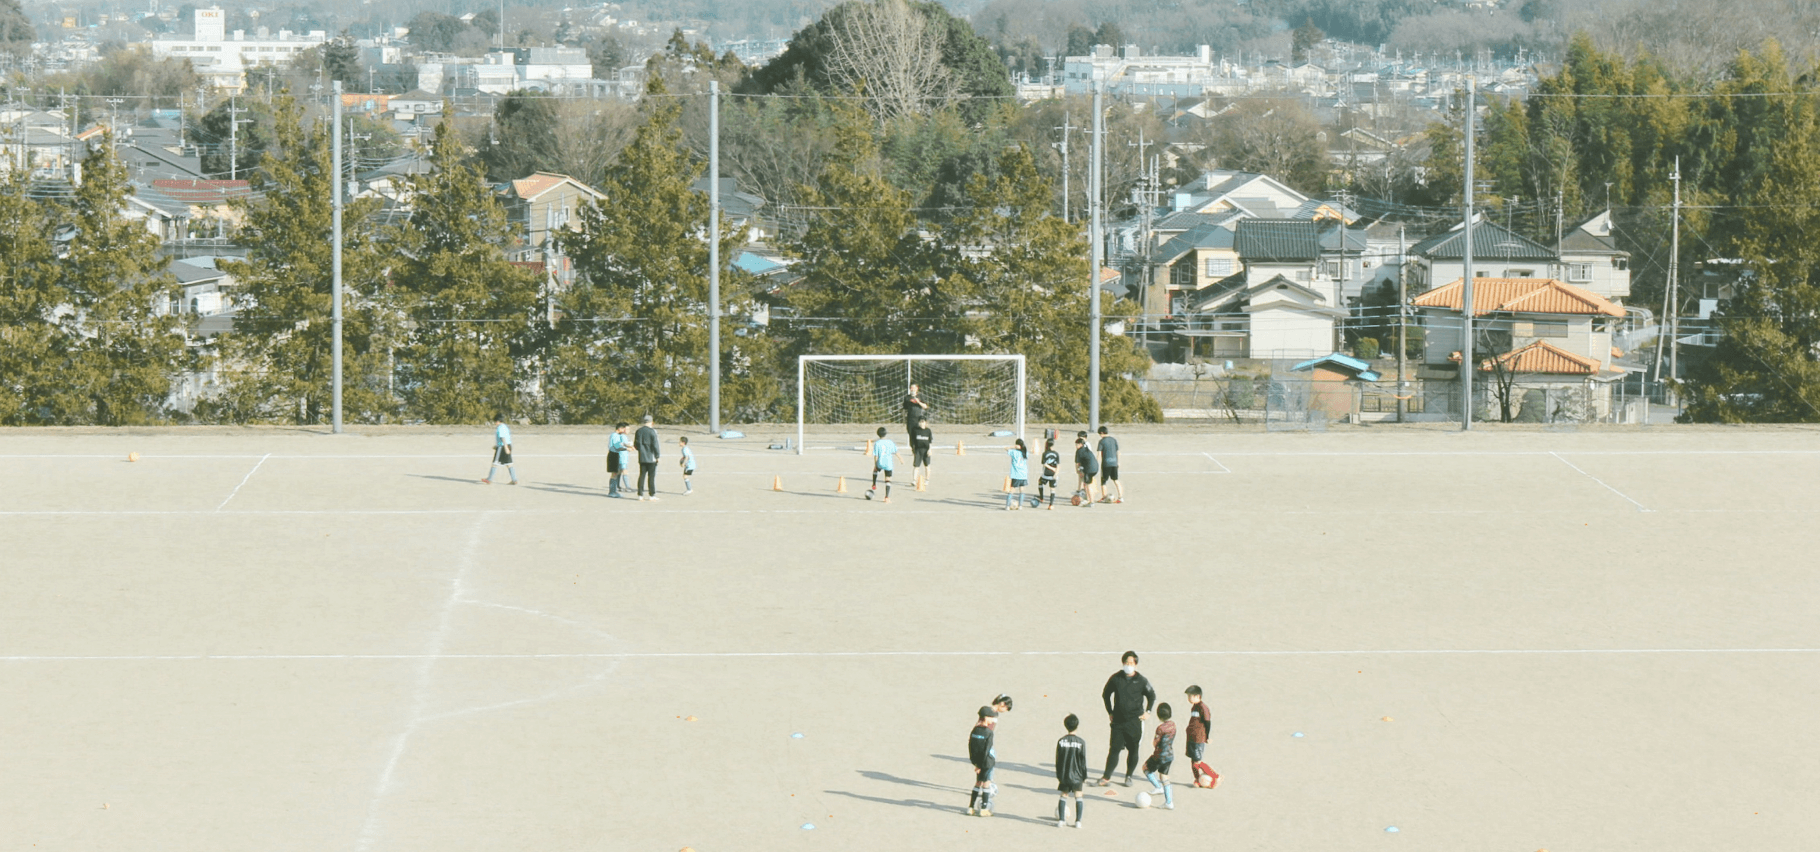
top-left (772, 475), bottom-right (783, 492)
top-left (915, 476), bottom-right (926, 492)
top-left (865, 439), bottom-right (874, 455)
top-left (1003, 476), bottom-right (1012, 493)
top-left (956, 441), bottom-right (966, 456)
top-left (836, 476), bottom-right (847, 493)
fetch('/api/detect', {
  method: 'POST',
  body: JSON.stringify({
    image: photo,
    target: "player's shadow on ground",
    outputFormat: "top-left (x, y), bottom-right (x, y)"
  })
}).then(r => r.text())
top-left (825, 789), bottom-right (1052, 826)
top-left (928, 753), bottom-right (1054, 779)
top-left (520, 482), bottom-right (612, 499)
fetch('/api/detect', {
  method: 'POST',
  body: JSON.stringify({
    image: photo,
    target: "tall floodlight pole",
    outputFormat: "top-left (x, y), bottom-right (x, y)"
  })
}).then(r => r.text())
top-left (1461, 76), bottom-right (1476, 431)
top-left (1089, 80), bottom-right (1104, 431)
top-left (332, 81), bottom-right (345, 434)
top-left (709, 80), bottom-right (722, 435)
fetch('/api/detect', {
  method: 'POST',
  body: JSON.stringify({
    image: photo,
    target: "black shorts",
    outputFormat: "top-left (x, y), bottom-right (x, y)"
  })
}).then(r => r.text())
top-left (913, 447), bottom-right (931, 466)
top-left (1145, 755), bottom-right (1172, 775)
top-left (1058, 780), bottom-right (1083, 794)
top-left (493, 447), bottom-right (513, 465)
top-left (1009, 478), bottom-right (1027, 488)
top-left (974, 762), bottom-right (994, 783)
top-left (875, 465), bottom-right (893, 478)
top-left (1101, 464), bottom-right (1119, 483)
top-left (1039, 475), bottom-right (1056, 486)
top-left (606, 454), bottom-right (620, 473)
top-left (1187, 742), bottom-right (1205, 762)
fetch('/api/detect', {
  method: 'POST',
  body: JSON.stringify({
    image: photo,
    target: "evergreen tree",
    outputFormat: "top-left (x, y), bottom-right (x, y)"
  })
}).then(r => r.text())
top-left (943, 146), bottom-right (1159, 422)
top-left (392, 117), bottom-right (543, 424)
top-left (46, 137), bottom-right (181, 424)
top-left (777, 108), bottom-right (964, 357)
top-left (550, 87), bottom-right (767, 423)
top-left (211, 99), bottom-right (398, 424)
top-left (0, 168), bottom-right (61, 424)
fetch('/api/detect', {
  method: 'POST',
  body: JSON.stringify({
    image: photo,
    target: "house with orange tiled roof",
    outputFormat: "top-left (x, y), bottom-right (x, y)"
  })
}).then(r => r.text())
top-left (1412, 277), bottom-right (1633, 421)
top-left (494, 171), bottom-right (605, 263)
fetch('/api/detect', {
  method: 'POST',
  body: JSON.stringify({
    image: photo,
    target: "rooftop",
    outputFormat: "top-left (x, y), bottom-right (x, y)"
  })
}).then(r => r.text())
top-left (1412, 278), bottom-right (1625, 317)
top-left (1483, 340), bottom-right (1621, 375)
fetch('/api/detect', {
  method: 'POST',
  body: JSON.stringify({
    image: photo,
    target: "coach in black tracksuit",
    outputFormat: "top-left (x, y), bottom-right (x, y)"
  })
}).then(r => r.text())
top-left (1098, 650), bottom-right (1156, 786)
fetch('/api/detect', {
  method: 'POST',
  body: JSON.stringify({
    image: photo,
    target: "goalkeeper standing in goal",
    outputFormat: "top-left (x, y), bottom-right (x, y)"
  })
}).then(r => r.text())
top-left (867, 427), bottom-right (898, 503)
top-left (903, 384), bottom-right (933, 446)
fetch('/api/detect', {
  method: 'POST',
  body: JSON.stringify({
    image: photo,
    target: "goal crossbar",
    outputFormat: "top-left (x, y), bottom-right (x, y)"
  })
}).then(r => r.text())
top-left (797, 355), bottom-right (1026, 454)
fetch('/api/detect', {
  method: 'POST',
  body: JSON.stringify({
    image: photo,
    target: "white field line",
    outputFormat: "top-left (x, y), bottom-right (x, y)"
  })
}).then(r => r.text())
top-left (1202, 452), bottom-right (1232, 473)
top-left (8, 448), bottom-right (1820, 460)
top-left (214, 453), bottom-right (271, 511)
top-left (353, 512), bottom-right (490, 852)
top-left (5, 647), bottom-right (1819, 662)
top-left (6, 507), bottom-right (1820, 518)
top-left (1550, 451), bottom-right (1653, 512)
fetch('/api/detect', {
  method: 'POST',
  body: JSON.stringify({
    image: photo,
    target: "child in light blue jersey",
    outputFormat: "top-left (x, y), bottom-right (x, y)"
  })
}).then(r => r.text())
top-left (1004, 438), bottom-right (1029, 510)
top-left (482, 414), bottom-right (517, 485)
top-left (867, 426), bottom-right (897, 503)
top-left (678, 436), bottom-right (696, 495)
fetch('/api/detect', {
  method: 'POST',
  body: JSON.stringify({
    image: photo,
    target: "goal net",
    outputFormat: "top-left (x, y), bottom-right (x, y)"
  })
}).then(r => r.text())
top-left (797, 355), bottom-right (1026, 453)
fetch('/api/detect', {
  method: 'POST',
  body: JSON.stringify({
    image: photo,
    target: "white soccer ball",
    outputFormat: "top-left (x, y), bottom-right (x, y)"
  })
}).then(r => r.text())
top-left (1134, 791), bottom-right (1152, 809)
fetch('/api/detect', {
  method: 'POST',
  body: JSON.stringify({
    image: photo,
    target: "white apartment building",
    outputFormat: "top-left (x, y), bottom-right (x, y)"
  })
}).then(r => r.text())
top-left (152, 8), bottom-right (327, 92)
top-left (1062, 45), bottom-right (1247, 97)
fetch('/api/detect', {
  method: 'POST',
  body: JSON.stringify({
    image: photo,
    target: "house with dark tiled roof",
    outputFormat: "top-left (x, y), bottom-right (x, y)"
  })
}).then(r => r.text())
top-left (125, 179), bottom-right (251, 246)
top-left (1556, 211), bottom-right (1631, 302)
top-left (1411, 277), bottom-right (1632, 421)
top-left (1409, 218), bottom-right (1560, 291)
top-left (1165, 219), bottom-right (1366, 359)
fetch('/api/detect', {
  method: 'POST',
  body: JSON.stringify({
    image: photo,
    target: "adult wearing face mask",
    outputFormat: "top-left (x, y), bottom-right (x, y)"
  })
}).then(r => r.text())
top-left (1097, 650), bottom-right (1156, 787)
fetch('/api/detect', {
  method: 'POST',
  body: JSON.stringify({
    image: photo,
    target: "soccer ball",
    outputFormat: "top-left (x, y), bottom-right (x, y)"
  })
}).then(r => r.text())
top-left (1134, 791), bottom-right (1152, 809)
top-left (1070, 492), bottom-right (1083, 506)
top-left (1195, 772), bottom-right (1217, 788)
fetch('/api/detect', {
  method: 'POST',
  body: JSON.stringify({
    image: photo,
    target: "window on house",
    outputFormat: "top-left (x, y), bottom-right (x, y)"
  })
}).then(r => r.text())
top-left (1294, 268), bottom-right (1311, 281)
top-left (1513, 321), bottom-right (1568, 338)
top-left (1567, 263), bottom-right (1593, 282)
top-left (1505, 268), bottom-right (1535, 278)
top-left (1203, 256), bottom-right (1232, 278)
top-left (1614, 257), bottom-right (1629, 270)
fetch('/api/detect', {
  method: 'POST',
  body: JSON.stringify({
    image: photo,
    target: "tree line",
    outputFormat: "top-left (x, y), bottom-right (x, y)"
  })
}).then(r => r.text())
top-left (0, 83), bottom-right (1158, 427)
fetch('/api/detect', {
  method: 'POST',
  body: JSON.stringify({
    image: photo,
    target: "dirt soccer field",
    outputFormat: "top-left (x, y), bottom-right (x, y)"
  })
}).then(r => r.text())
top-left (2, 424), bottom-right (1818, 852)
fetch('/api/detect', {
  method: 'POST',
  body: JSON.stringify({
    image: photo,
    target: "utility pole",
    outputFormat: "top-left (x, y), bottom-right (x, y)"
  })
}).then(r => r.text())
top-left (331, 81), bottom-right (344, 434)
top-left (1461, 76), bottom-right (1476, 431)
top-left (1131, 128), bottom-right (1155, 329)
top-left (1089, 80), bottom-right (1104, 431)
top-left (1054, 112), bottom-right (1075, 222)
top-left (709, 79), bottom-right (722, 436)
top-left (227, 94), bottom-right (248, 180)
top-left (1668, 156), bottom-right (1682, 402)
top-left (1397, 224), bottom-right (1408, 423)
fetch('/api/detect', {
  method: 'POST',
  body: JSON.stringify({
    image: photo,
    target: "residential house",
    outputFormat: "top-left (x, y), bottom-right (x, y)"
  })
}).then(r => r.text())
top-left (1556, 210), bottom-right (1631, 303)
top-left (1411, 277), bottom-right (1630, 421)
top-left (126, 179), bottom-right (251, 254)
top-left (495, 171), bottom-right (605, 264)
top-left (160, 256), bottom-right (238, 317)
top-left (1408, 219), bottom-right (1561, 291)
top-left (1172, 219), bottom-right (1358, 359)
top-left (691, 176), bottom-right (769, 245)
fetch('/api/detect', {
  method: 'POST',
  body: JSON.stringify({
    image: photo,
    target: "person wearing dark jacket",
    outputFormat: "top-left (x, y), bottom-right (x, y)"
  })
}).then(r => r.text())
top-left (1054, 713), bottom-right (1089, 828)
top-left (634, 415), bottom-right (661, 501)
top-left (965, 706), bottom-right (998, 817)
top-left (1097, 650), bottom-right (1156, 786)
top-left (903, 384), bottom-right (932, 445)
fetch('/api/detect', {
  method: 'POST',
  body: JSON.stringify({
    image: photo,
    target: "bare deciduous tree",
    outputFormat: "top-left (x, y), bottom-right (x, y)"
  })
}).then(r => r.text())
top-left (824, 0), bottom-right (959, 123)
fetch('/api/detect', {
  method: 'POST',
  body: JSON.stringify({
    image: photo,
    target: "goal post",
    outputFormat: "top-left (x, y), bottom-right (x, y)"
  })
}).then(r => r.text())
top-left (796, 355), bottom-right (1027, 454)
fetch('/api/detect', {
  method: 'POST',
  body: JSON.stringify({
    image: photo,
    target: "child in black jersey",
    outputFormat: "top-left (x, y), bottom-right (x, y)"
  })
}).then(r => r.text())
top-left (1035, 438), bottom-right (1061, 509)
top-left (966, 706), bottom-right (999, 816)
top-left (1055, 713), bottom-right (1088, 827)
top-left (1144, 702), bottom-right (1177, 810)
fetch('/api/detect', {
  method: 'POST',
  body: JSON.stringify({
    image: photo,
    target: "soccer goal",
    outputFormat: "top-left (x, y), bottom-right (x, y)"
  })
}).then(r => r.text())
top-left (797, 355), bottom-right (1026, 454)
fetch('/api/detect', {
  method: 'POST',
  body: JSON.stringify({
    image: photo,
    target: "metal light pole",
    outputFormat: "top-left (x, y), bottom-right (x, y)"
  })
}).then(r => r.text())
top-left (1089, 80), bottom-right (1104, 431)
top-left (1461, 76), bottom-right (1476, 432)
top-left (331, 81), bottom-right (344, 434)
top-left (708, 79), bottom-right (722, 435)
